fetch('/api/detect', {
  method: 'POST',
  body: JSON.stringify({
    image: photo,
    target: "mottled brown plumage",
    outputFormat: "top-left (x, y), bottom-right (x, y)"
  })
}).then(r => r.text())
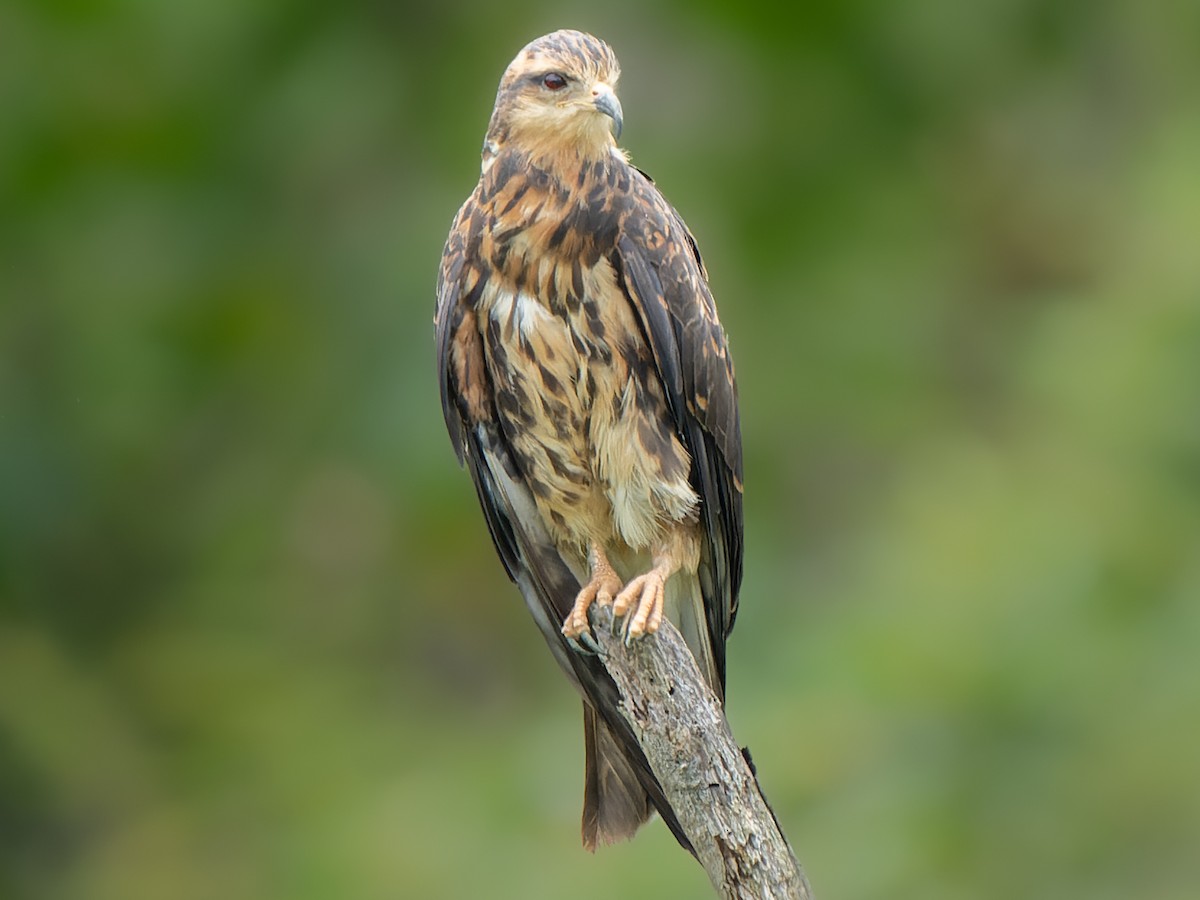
top-left (435, 29), bottom-right (742, 852)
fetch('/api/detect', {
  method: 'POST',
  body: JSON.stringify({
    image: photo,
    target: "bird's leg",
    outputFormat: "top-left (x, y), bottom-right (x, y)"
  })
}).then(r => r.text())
top-left (613, 527), bottom-right (698, 642)
top-left (562, 542), bottom-right (624, 645)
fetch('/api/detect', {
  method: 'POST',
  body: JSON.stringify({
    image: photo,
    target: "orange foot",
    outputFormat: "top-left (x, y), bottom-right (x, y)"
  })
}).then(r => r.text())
top-left (612, 563), bottom-right (669, 641)
top-left (562, 544), bottom-right (623, 648)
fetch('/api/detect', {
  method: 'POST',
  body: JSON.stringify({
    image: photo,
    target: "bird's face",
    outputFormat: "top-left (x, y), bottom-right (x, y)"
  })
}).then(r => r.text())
top-left (489, 30), bottom-right (623, 160)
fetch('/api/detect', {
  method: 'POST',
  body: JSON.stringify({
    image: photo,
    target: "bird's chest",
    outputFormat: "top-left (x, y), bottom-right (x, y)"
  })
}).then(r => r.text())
top-left (477, 258), bottom-right (630, 474)
top-left (476, 256), bottom-right (689, 549)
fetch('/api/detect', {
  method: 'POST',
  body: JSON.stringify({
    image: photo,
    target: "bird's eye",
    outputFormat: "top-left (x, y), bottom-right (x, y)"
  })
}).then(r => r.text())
top-left (541, 72), bottom-right (568, 91)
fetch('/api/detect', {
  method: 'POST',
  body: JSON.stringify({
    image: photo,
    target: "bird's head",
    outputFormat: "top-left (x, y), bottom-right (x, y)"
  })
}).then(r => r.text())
top-left (485, 30), bottom-right (623, 165)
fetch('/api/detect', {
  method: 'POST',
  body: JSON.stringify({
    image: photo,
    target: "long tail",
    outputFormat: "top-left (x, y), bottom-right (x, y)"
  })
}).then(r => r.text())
top-left (580, 567), bottom-right (723, 849)
top-left (581, 702), bottom-right (653, 850)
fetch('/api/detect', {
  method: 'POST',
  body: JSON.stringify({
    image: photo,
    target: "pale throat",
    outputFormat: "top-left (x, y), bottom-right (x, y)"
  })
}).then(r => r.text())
top-left (508, 113), bottom-right (616, 170)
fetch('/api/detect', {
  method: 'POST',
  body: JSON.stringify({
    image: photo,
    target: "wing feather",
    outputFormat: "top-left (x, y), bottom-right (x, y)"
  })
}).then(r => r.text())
top-left (610, 168), bottom-right (744, 692)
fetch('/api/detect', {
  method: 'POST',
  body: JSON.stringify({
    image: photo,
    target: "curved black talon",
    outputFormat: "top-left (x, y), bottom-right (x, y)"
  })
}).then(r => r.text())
top-left (578, 629), bottom-right (601, 655)
top-left (565, 633), bottom-right (597, 656)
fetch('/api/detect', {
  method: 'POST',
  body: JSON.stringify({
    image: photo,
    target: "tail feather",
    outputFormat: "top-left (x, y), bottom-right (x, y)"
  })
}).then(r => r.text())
top-left (581, 703), bottom-right (653, 850)
top-left (580, 571), bottom-right (722, 852)
top-left (667, 571), bottom-right (723, 700)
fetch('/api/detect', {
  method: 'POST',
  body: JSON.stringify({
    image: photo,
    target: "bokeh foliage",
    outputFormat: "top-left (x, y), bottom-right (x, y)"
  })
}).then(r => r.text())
top-left (2, 1), bottom-right (1199, 897)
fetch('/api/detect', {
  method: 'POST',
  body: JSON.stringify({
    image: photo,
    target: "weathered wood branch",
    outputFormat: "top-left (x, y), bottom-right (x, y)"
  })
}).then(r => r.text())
top-left (589, 603), bottom-right (815, 900)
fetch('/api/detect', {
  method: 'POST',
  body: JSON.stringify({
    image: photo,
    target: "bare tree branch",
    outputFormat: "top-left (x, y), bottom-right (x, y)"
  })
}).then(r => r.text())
top-left (589, 603), bottom-right (815, 900)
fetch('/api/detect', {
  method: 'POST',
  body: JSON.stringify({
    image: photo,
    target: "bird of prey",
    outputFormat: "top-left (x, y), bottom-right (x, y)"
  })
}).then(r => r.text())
top-left (435, 29), bottom-right (742, 852)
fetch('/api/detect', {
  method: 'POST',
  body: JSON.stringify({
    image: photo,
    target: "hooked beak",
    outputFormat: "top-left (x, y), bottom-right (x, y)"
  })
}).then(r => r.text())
top-left (591, 83), bottom-right (623, 140)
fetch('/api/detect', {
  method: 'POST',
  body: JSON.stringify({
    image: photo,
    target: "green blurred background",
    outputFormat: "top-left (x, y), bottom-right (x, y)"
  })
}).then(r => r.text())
top-left (3, 0), bottom-right (1199, 897)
